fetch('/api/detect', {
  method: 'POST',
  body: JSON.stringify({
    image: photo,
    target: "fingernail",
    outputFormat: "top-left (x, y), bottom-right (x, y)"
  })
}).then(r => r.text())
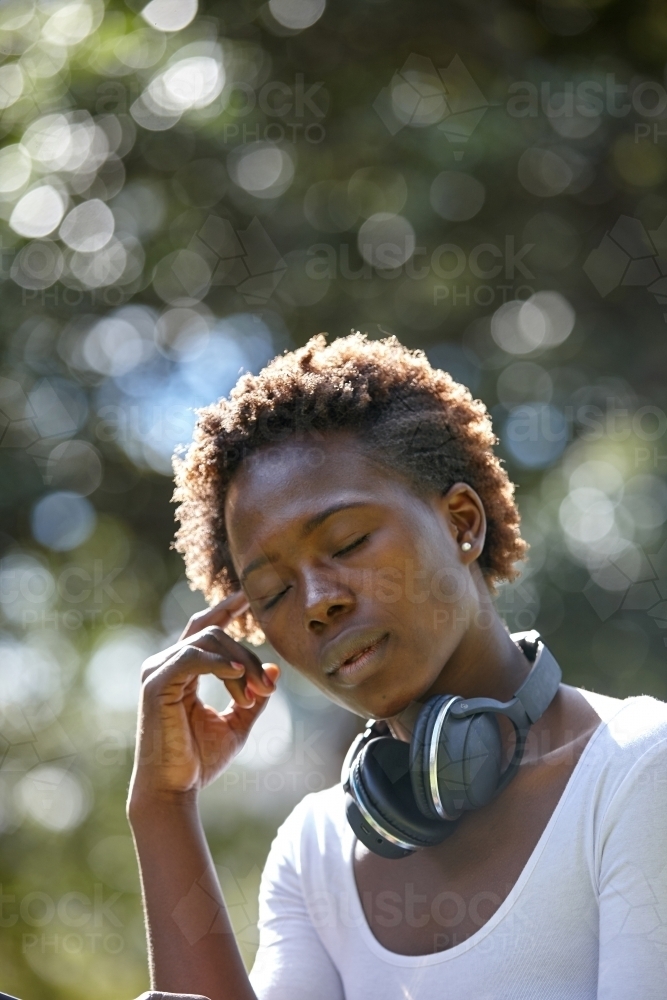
top-left (230, 660), bottom-right (245, 672)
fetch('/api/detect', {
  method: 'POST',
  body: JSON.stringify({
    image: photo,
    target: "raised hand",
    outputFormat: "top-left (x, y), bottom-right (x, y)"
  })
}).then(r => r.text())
top-left (128, 591), bottom-right (280, 804)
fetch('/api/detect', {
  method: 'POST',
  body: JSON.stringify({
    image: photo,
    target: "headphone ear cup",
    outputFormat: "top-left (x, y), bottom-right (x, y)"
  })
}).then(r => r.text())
top-left (354, 737), bottom-right (456, 850)
top-left (409, 695), bottom-right (450, 819)
top-left (411, 699), bottom-right (506, 820)
top-left (462, 713), bottom-right (504, 808)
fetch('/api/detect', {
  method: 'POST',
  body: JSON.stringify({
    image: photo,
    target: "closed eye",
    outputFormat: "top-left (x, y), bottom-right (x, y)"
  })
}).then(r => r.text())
top-left (334, 534), bottom-right (370, 557)
top-left (261, 536), bottom-right (370, 611)
top-left (262, 588), bottom-right (288, 612)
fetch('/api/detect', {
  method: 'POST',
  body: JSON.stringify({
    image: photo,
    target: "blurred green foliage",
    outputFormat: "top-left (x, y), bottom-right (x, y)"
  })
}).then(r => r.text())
top-left (1, 0), bottom-right (667, 996)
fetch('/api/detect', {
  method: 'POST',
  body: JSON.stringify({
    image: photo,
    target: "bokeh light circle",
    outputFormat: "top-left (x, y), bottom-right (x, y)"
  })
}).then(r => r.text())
top-left (430, 171), bottom-right (485, 221)
top-left (16, 766), bottom-right (91, 832)
top-left (141, 0), bottom-right (198, 32)
top-left (10, 186), bottom-right (66, 238)
top-left (268, 0), bottom-right (326, 30)
top-left (357, 213), bottom-right (415, 269)
top-left (31, 492), bottom-right (96, 551)
top-left (227, 142), bottom-right (294, 198)
top-left (59, 198), bottom-right (115, 252)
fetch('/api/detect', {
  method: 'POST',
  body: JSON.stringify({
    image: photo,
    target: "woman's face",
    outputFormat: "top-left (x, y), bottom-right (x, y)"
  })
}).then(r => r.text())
top-left (225, 432), bottom-right (486, 719)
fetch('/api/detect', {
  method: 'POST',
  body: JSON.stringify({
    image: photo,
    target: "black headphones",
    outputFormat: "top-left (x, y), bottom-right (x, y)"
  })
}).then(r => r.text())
top-left (341, 630), bottom-right (562, 859)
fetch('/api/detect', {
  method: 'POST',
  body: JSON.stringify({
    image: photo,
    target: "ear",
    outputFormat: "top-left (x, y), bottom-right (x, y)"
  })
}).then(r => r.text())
top-left (438, 482), bottom-right (486, 558)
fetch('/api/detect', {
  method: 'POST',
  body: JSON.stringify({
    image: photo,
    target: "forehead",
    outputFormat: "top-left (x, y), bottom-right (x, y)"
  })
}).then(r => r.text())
top-left (225, 433), bottom-right (408, 543)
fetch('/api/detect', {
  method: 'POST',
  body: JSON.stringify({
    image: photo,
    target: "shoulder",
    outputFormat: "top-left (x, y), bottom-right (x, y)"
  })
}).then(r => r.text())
top-left (267, 784), bottom-right (348, 869)
top-left (581, 689), bottom-right (667, 755)
top-left (577, 694), bottom-right (667, 886)
top-left (277, 783), bottom-right (346, 831)
top-left (575, 690), bottom-right (667, 815)
top-left (259, 785), bottom-right (350, 910)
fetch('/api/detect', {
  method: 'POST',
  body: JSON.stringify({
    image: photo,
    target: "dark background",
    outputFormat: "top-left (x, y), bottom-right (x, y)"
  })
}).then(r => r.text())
top-left (1, 0), bottom-right (667, 995)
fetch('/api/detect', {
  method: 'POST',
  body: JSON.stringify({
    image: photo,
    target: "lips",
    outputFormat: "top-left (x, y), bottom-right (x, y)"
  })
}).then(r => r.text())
top-left (323, 627), bottom-right (390, 675)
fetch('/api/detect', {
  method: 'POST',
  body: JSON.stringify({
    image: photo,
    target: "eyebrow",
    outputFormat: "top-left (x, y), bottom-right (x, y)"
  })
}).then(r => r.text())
top-left (239, 501), bottom-right (371, 584)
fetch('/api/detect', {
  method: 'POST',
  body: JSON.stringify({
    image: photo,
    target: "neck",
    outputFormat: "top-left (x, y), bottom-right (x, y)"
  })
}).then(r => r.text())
top-left (430, 613), bottom-right (533, 703)
top-left (387, 608), bottom-right (534, 742)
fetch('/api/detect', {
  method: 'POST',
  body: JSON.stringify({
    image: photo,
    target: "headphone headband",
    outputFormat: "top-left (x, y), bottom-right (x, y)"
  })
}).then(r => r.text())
top-left (447, 630), bottom-right (562, 728)
top-left (513, 632), bottom-right (562, 724)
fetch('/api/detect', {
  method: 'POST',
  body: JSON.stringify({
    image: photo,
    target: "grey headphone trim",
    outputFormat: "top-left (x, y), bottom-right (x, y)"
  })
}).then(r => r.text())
top-left (348, 756), bottom-right (417, 852)
top-left (428, 696), bottom-right (460, 821)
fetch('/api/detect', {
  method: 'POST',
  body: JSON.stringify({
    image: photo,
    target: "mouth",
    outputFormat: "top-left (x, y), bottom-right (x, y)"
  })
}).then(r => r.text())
top-left (325, 631), bottom-right (390, 681)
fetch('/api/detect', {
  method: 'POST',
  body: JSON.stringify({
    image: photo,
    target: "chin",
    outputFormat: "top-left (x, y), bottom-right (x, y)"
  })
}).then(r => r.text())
top-left (356, 681), bottom-right (425, 721)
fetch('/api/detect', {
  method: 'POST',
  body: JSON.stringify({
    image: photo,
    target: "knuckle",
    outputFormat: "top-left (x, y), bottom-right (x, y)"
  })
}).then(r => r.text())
top-left (140, 652), bottom-right (164, 680)
top-left (142, 649), bottom-right (189, 691)
top-left (172, 644), bottom-right (196, 665)
top-left (203, 625), bottom-right (226, 641)
top-left (141, 670), bottom-right (161, 694)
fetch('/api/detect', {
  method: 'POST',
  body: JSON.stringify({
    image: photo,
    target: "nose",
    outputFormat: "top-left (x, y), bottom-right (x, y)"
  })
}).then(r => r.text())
top-left (302, 568), bottom-right (355, 632)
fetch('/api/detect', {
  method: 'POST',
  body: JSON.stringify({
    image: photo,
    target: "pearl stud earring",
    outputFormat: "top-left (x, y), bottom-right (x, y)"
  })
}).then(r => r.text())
top-left (461, 541), bottom-right (472, 552)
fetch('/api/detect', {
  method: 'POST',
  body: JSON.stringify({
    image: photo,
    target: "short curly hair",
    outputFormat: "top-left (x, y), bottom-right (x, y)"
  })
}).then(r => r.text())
top-left (172, 332), bottom-right (528, 645)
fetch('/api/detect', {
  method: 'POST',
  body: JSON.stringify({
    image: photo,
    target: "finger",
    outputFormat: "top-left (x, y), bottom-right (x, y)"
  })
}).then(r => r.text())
top-left (219, 669), bottom-right (281, 732)
top-left (143, 646), bottom-right (246, 701)
top-left (143, 618), bottom-right (275, 700)
top-left (245, 661), bottom-right (280, 697)
top-left (181, 627), bottom-right (276, 697)
top-left (222, 671), bottom-right (256, 709)
top-left (212, 660), bottom-right (279, 710)
top-left (224, 663), bottom-right (280, 711)
top-left (142, 620), bottom-right (267, 691)
top-left (141, 628), bottom-right (242, 683)
top-left (156, 647), bottom-right (271, 712)
top-left (180, 590), bottom-right (250, 640)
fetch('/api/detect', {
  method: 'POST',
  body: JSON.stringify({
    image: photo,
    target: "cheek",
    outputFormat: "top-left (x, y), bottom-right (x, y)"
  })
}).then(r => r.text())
top-left (260, 613), bottom-right (309, 670)
top-left (426, 560), bottom-right (470, 605)
top-left (403, 549), bottom-right (473, 641)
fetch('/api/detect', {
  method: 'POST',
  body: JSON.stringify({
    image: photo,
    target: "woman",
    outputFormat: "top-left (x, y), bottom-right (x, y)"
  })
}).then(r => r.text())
top-left (128, 333), bottom-right (667, 999)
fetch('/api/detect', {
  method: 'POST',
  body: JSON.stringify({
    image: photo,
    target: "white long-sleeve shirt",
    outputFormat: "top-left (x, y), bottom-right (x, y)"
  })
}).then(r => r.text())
top-left (249, 690), bottom-right (667, 999)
